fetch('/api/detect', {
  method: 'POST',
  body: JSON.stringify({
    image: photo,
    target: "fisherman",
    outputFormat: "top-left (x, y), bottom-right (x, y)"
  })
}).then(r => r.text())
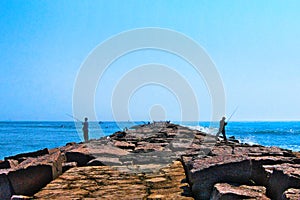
top-left (216, 116), bottom-right (227, 141)
top-left (82, 117), bottom-right (89, 142)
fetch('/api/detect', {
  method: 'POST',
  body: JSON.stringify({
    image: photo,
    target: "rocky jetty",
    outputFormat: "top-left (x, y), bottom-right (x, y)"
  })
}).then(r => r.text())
top-left (0, 122), bottom-right (299, 199)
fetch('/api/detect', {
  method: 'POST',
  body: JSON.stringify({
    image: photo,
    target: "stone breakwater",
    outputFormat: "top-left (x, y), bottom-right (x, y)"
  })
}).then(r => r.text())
top-left (0, 122), bottom-right (299, 200)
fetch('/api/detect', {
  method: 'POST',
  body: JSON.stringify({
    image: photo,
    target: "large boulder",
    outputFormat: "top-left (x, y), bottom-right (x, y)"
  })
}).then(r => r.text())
top-left (186, 155), bottom-right (252, 200)
top-left (282, 188), bottom-right (300, 200)
top-left (0, 173), bottom-right (12, 200)
top-left (211, 183), bottom-right (269, 200)
top-left (4, 148), bottom-right (49, 162)
top-left (0, 150), bottom-right (63, 198)
top-left (264, 163), bottom-right (300, 200)
top-left (181, 141), bottom-right (299, 200)
top-left (0, 159), bottom-right (18, 169)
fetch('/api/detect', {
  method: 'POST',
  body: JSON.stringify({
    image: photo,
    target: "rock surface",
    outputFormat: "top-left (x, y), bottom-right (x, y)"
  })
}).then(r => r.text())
top-left (1, 122), bottom-right (300, 199)
top-left (0, 149), bottom-right (63, 199)
top-left (211, 183), bottom-right (270, 200)
top-left (282, 188), bottom-right (300, 200)
top-left (181, 138), bottom-right (300, 199)
top-left (34, 160), bottom-right (193, 199)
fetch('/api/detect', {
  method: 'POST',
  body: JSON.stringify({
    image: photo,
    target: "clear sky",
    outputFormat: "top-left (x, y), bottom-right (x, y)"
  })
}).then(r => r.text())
top-left (0, 0), bottom-right (299, 121)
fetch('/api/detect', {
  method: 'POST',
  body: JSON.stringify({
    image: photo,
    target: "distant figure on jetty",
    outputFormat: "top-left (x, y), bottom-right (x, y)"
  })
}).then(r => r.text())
top-left (216, 116), bottom-right (227, 141)
top-left (82, 117), bottom-right (89, 142)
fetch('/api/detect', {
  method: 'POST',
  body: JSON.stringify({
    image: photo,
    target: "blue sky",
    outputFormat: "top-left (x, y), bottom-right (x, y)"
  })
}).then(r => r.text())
top-left (0, 0), bottom-right (299, 121)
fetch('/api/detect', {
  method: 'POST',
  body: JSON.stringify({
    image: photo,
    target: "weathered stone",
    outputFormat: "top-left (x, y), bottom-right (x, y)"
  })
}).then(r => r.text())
top-left (134, 142), bottom-right (165, 153)
top-left (8, 165), bottom-right (52, 196)
top-left (5, 151), bottom-right (63, 196)
top-left (0, 160), bottom-right (11, 169)
top-left (113, 141), bottom-right (135, 150)
top-left (66, 142), bottom-right (76, 146)
top-left (65, 151), bottom-right (94, 166)
top-left (282, 188), bottom-right (300, 200)
top-left (4, 148), bottom-right (49, 162)
top-left (264, 163), bottom-right (300, 200)
top-left (87, 157), bottom-right (122, 166)
top-left (211, 183), bottom-right (269, 200)
top-left (0, 159), bottom-right (18, 169)
top-left (187, 156), bottom-right (252, 200)
top-left (0, 173), bottom-right (12, 200)
top-left (16, 150), bottom-right (63, 179)
top-left (34, 161), bottom-right (193, 199)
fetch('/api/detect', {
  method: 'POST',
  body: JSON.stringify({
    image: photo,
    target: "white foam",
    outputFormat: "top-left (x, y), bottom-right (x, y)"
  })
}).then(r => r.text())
top-left (240, 136), bottom-right (258, 145)
top-left (184, 125), bottom-right (218, 135)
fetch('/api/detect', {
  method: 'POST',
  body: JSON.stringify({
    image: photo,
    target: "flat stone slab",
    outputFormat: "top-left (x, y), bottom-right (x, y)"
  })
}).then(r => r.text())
top-left (211, 183), bottom-right (270, 200)
top-left (34, 161), bottom-right (193, 199)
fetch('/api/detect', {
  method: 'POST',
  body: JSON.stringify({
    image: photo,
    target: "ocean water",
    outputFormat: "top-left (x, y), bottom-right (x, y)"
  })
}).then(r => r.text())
top-left (0, 121), bottom-right (299, 160)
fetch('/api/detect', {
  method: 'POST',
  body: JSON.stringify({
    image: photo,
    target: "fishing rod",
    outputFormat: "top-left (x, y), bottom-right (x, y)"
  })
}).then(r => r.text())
top-left (66, 113), bottom-right (82, 122)
top-left (227, 106), bottom-right (239, 123)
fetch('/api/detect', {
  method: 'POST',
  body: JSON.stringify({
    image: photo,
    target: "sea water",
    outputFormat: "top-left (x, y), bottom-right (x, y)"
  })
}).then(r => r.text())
top-left (0, 121), bottom-right (299, 160)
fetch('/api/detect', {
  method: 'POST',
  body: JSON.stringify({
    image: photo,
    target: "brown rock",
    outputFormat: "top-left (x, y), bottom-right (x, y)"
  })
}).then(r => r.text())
top-left (264, 163), bottom-right (300, 200)
top-left (0, 160), bottom-right (11, 169)
top-left (4, 148), bottom-right (49, 162)
top-left (6, 150), bottom-right (63, 196)
top-left (211, 183), bottom-right (270, 200)
top-left (8, 165), bottom-right (53, 196)
top-left (87, 157), bottom-right (122, 166)
top-left (282, 188), bottom-right (300, 200)
top-left (0, 173), bottom-right (12, 200)
top-left (186, 155), bottom-right (251, 200)
top-left (113, 141), bottom-right (135, 150)
top-left (134, 142), bottom-right (165, 153)
top-left (3, 122), bottom-right (300, 200)
top-left (65, 142), bottom-right (129, 166)
top-left (0, 159), bottom-right (18, 169)
top-left (34, 161), bottom-right (193, 199)
top-left (65, 151), bottom-right (94, 167)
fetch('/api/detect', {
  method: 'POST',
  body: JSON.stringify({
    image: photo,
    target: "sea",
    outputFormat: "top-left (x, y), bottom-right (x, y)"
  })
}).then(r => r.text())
top-left (0, 121), bottom-right (299, 160)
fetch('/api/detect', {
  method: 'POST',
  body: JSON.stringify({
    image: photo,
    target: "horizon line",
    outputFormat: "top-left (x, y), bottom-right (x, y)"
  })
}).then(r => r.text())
top-left (0, 120), bottom-right (300, 122)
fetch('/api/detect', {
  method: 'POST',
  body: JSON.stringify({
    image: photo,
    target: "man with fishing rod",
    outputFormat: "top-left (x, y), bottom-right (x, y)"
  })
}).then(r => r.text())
top-left (66, 114), bottom-right (89, 142)
top-left (217, 116), bottom-right (228, 141)
top-left (216, 107), bottom-right (238, 142)
top-left (82, 117), bottom-right (89, 142)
